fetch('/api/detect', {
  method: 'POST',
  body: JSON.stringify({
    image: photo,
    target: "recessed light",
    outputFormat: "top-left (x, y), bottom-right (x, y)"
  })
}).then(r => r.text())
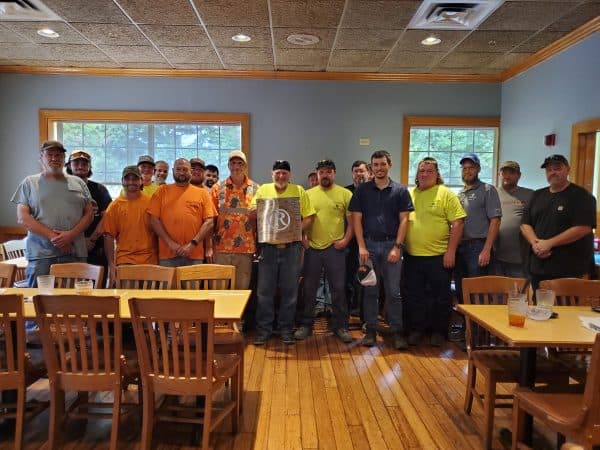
top-left (421, 36), bottom-right (441, 46)
top-left (286, 33), bottom-right (320, 46)
top-left (37, 28), bottom-right (59, 39)
top-left (232, 33), bottom-right (251, 42)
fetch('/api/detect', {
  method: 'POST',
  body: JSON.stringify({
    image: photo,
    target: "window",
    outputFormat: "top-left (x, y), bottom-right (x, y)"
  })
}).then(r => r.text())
top-left (40, 110), bottom-right (249, 198)
top-left (402, 116), bottom-right (500, 189)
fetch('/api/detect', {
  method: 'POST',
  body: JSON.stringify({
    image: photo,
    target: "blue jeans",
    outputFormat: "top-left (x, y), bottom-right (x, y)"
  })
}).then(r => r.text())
top-left (26, 255), bottom-right (86, 287)
top-left (364, 239), bottom-right (403, 333)
top-left (256, 242), bottom-right (302, 336)
top-left (159, 257), bottom-right (203, 267)
top-left (454, 239), bottom-right (491, 304)
top-left (299, 246), bottom-right (348, 330)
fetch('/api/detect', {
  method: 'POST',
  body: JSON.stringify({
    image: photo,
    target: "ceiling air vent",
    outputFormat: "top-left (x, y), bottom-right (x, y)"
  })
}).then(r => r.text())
top-left (408, 0), bottom-right (504, 30)
top-left (0, 0), bottom-right (61, 21)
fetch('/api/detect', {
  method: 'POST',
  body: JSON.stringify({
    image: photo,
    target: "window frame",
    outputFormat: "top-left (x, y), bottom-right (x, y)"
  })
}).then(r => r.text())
top-left (402, 115), bottom-right (500, 187)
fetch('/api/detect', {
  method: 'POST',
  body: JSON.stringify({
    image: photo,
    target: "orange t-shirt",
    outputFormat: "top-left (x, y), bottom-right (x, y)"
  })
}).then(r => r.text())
top-left (147, 183), bottom-right (217, 260)
top-left (102, 194), bottom-right (158, 265)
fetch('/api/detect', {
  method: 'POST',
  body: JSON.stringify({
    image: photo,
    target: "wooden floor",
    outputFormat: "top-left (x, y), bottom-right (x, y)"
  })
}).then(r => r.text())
top-left (1, 323), bottom-right (561, 450)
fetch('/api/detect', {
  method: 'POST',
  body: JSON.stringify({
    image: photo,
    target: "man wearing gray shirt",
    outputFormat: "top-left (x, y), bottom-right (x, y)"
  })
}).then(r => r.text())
top-left (495, 161), bottom-right (533, 278)
top-left (11, 140), bottom-right (93, 287)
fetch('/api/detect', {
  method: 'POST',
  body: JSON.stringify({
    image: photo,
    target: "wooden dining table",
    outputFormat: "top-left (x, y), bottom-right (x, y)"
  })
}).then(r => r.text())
top-left (457, 304), bottom-right (597, 445)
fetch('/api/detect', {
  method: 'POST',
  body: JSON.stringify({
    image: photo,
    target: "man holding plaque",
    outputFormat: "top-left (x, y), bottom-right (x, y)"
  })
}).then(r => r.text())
top-left (252, 160), bottom-right (315, 345)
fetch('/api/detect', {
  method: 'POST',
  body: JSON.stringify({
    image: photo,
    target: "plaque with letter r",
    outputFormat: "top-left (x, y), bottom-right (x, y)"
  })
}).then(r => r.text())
top-left (257, 197), bottom-right (302, 244)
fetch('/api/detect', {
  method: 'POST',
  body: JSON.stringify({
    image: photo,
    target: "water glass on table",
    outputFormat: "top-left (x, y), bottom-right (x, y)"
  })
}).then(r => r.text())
top-left (75, 279), bottom-right (94, 295)
top-left (37, 275), bottom-right (55, 295)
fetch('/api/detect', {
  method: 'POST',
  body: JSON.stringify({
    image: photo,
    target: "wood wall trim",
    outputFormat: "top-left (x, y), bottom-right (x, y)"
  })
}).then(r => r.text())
top-left (501, 16), bottom-right (600, 82)
top-left (401, 115), bottom-right (501, 185)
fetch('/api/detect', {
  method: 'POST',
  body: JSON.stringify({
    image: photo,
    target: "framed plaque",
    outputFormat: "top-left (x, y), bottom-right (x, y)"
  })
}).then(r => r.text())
top-left (256, 197), bottom-right (302, 244)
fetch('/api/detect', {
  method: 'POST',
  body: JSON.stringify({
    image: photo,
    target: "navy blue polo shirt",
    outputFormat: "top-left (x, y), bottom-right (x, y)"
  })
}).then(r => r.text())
top-left (349, 179), bottom-right (414, 240)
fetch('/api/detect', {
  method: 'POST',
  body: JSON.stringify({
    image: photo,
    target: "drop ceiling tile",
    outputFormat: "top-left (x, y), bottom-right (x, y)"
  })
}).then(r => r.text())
top-left (59, 60), bottom-right (120, 68)
top-left (328, 66), bottom-right (381, 72)
top-left (172, 63), bottom-right (222, 70)
top-left (0, 59), bottom-right (56, 66)
top-left (0, 25), bottom-right (32, 43)
top-left (455, 30), bottom-right (534, 53)
top-left (381, 67), bottom-right (432, 73)
top-left (40, 0), bottom-right (130, 23)
top-left (99, 45), bottom-right (167, 63)
top-left (341, 0), bottom-right (421, 29)
top-left (488, 52), bottom-right (533, 69)
top-left (277, 65), bottom-right (326, 71)
top-left (192, 0), bottom-right (269, 27)
top-left (225, 64), bottom-right (276, 71)
top-left (395, 30), bottom-right (469, 52)
top-left (513, 31), bottom-right (570, 52)
top-left (273, 28), bottom-right (336, 49)
top-left (2, 21), bottom-right (88, 44)
top-left (436, 52), bottom-right (497, 68)
top-left (208, 26), bottom-right (272, 48)
top-left (119, 62), bottom-right (173, 69)
top-left (219, 47), bottom-right (274, 65)
top-left (160, 46), bottom-right (221, 64)
top-left (72, 23), bottom-right (150, 46)
top-left (270, 0), bottom-right (345, 28)
top-left (328, 49), bottom-right (388, 67)
top-left (480, 2), bottom-right (576, 30)
top-left (140, 25), bottom-right (210, 47)
top-left (275, 48), bottom-right (329, 67)
top-left (40, 44), bottom-right (112, 62)
top-left (383, 50), bottom-right (444, 68)
top-left (430, 67), bottom-right (503, 74)
top-left (334, 29), bottom-right (401, 50)
top-left (547, 1), bottom-right (600, 31)
top-left (0, 43), bottom-right (50, 60)
top-left (117, 0), bottom-right (200, 25)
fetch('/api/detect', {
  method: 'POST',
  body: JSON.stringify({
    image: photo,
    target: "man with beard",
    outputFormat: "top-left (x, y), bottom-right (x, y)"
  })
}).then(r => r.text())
top-left (148, 158), bottom-right (216, 267)
top-left (349, 150), bottom-right (413, 349)
top-left (11, 140), bottom-right (94, 286)
top-left (294, 159), bottom-right (354, 343)
top-left (521, 154), bottom-right (596, 291)
top-left (190, 157), bottom-right (206, 187)
top-left (251, 160), bottom-right (315, 345)
top-left (65, 150), bottom-right (112, 287)
top-left (153, 160), bottom-right (169, 185)
top-left (204, 164), bottom-right (219, 189)
top-left (455, 153), bottom-right (502, 303)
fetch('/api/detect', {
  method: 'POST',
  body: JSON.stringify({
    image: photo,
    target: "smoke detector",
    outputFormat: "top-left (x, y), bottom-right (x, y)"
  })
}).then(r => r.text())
top-left (0, 0), bottom-right (61, 21)
top-left (408, 0), bottom-right (504, 30)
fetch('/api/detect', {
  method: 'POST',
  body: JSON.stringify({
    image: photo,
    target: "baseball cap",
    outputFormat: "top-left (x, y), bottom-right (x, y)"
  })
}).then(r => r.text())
top-left (228, 150), bottom-right (247, 164)
top-left (499, 161), bottom-right (520, 172)
top-left (541, 154), bottom-right (569, 168)
top-left (316, 159), bottom-right (336, 170)
top-left (459, 153), bottom-right (480, 165)
top-left (357, 263), bottom-right (377, 287)
top-left (122, 165), bottom-right (141, 178)
top-left (41, 140), bottom-right (66, 153)
top-left (67, 150), bottom-right (91, 164)
top-left (190, 157), bottom-right (206, 168)
top-left (272, 160), bottom-right (291, 171)
top-left (137, 155), bottom-right (155, 166)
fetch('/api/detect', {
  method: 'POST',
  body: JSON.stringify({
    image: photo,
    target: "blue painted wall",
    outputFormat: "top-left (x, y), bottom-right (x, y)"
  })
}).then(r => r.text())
top-left (0, 74), bottom-right (499, 224)
top-left (500, 33), bottom-right (600, 189)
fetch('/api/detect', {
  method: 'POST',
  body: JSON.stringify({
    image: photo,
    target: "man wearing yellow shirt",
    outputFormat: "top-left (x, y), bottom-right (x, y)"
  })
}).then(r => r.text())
top-left (251, 160), bottom-right (315, 345)
top-left (405, 157), bottom-right (465, 347)
top-left (294, 159), bottom-right (354, 343)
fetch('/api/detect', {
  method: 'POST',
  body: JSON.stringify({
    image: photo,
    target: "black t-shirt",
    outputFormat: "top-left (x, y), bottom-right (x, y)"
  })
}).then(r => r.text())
top-left (86, 180), bottom-right (112, 254)
top-left (522, 183), bottom-right (596, 277)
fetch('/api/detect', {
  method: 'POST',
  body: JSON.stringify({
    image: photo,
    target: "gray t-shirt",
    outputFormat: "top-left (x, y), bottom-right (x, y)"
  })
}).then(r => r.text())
top-left (496, 186), bottom-right (534, 263)
top-left (11, 174), bottom-right (92, 260)
top-left (458, 180), bottom-right (502, 240)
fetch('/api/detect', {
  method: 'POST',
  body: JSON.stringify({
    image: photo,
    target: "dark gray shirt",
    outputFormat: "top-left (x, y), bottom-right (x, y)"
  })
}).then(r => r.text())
top-left (458, 180), bottom-right (502, 240)
top-left (496, 186), bottom-right (534, 263)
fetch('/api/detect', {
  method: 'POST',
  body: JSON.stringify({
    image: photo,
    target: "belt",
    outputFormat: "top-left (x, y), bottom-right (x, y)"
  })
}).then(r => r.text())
top-left (366, 235), bottom-right (396, 242)
top-left (265, 242), bottom-right (299, 249)
top-left (461, 238), bottom-right (486, 243)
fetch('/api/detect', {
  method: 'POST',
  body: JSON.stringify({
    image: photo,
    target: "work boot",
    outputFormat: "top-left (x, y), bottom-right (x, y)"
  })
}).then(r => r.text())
top-left (361, 328), bottom-right (377, 347)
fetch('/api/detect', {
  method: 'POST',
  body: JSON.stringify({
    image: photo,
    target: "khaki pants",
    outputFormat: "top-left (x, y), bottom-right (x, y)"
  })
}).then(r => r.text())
top-left (214, 252), bottom-right (253, 289)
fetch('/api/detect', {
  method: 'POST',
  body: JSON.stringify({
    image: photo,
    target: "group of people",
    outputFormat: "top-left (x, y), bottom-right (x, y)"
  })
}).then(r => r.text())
top-left (11, 141), bottom-right (597, 350)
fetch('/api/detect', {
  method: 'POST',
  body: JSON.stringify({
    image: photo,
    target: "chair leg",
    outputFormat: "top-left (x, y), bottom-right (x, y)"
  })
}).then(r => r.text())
top-left (140, 386), bottom-right (154, 450)
top-left (14, 385), bottom-right (26, 450)
top-left (47, 387), bottom-right (64, 450)
top-left (464, 361), bottom-right (476, 414)
top-left (483, 376), bottom-right (496, 450)
top-left (202, 394), bottom-right (212, 450)
top-left (109, 388), bottom-right (121, 450)
top-left (231, 370), bottom-right (240, 433)
top-left (238, 343), bottom-right (244, 413)
top-left (511, 397), bottom-right (525, 450)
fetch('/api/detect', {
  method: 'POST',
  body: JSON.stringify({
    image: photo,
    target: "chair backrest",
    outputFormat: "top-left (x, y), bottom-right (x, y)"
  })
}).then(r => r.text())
top-left (539, 278), bottom-right (600, 306)
top-left (2, 239), bottom-right (26, 260)
top-left (129, 297), bottom-right (215, 395)
top-left (0, 263), bottom-right (16, 288)
top-left (175, 264), bottom-right (236, 290)
top-left (49, 263), bottom-right (104, 289)
top-left (0, 294), bottom-right (25, 386)
top-left (33, 295), bottom-right (121, 388)
top-left (116, 264), bottom-right (175, 290)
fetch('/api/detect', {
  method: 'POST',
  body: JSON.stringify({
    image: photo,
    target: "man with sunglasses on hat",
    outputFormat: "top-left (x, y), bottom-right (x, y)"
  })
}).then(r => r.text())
top-left (521, 154), bottom-right (596, 291)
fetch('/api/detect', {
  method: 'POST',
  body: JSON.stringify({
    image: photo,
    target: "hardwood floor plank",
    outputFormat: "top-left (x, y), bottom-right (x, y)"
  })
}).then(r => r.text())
top-left (324, 387), bottom-right (354, 450)
top-left (267, 372), bottom-right (287, 450)
top-left (309, 366), bottom-right (337, 450)
top-left (284, 414), bottom-right (302, 450)
top-left (296, 340), bottom-right (318, 449)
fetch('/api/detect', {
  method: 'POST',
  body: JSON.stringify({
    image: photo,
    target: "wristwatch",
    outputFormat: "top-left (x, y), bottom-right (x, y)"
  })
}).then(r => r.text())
top-left (393, 242), bottom-right (405, 250)
top-left (190, 239), bottom-right (199, 246)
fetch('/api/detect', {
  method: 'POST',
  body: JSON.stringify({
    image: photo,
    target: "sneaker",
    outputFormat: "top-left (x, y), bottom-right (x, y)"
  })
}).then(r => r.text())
top-left (431, 333), bottom-right (445, 347)
top-left (253, 333), bottom-right (269, 346)
top-left (361, 329), bottom-right (377, 347)
top-left (333, 328), bottom-right (353, 343)
top-left (408, 331), bottom-right (423, 346)
top-left (281, 331), bottom-right (295, 345)
top-left (294, 326), bottom-right (312, 340)
top-left (393, 333), bottom-right (408, 350)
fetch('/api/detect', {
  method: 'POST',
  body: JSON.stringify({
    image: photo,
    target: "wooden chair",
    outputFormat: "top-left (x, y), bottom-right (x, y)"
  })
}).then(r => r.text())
top-left (33, 294), bottom-right (135, 450)
top-left (462, 276), bottom-right (570, 450)
top-left (512, 333), bottom-right (600, 450)
top-left (175, 264), bottom-right (236, 290)
top-left (129, 297), bottom-right (241, 450)
top-left (49, 262), bottom-right (104, 288)
top-left (116, 264), bottom-right (175, 290)
top-left (539, 278), bottom-right (600, 306)
top-left (3, 239), bottom-right (26, 259)
top-left (0, 263), bottom-right (16, 288)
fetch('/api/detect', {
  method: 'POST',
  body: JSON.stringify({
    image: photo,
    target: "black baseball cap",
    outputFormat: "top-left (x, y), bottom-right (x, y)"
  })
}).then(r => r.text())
top-left (41, 140), bottom-right (66, 153)
top-left (273, 160), bottom-right (291, 171)
top-left (541, 154), bottom-right (569, 168)
top-left (316, 159), bottom-right (336, 170)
